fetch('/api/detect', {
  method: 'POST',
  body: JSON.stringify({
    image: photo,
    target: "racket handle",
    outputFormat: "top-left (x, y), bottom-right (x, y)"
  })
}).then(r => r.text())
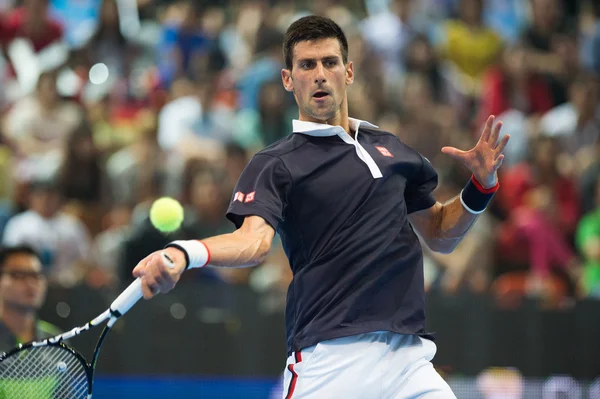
top-left (110, 278), bottom-right (143, 317)
top-left (110, 253), bottom-right (175, 317)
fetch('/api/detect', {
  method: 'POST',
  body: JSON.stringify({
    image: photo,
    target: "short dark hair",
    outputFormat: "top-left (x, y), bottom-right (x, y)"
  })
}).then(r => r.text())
top-left (0, 245), bottom-right (41, 273)
top-left (283, 16), bottom-right (348, 70)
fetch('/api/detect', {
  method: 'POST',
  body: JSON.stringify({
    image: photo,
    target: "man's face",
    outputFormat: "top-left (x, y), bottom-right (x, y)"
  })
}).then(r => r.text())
top-left (281, 38), bottom-right (353, 123)
top-left (0, 253), bottom-right (47, 312)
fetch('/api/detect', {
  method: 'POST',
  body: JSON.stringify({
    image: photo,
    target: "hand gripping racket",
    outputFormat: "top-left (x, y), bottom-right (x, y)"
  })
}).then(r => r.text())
top-left (0, 253), bottom-right (174, 399)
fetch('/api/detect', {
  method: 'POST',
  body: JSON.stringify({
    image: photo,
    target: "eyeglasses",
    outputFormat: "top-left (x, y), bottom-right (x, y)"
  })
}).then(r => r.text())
top-left (1, 270), bottom-right (46, 282)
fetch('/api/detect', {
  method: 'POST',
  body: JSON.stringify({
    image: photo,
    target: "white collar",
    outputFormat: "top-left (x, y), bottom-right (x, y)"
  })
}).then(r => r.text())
top-left (291, 117), bottom-right (383, 179)
top-left (292, 118), bottom-right (379, 136)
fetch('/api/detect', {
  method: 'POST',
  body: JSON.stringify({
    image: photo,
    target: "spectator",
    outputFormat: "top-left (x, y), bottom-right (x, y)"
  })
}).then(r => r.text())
top-left (80, 0), bottom-right (138, 82)
top-left (436, 0), bottom-right (503, 99)
top-left (57, 121), bottom-right (109, 235)
top-left (180, 160), bottom-right (231, 240)
top-left (360, 0), bottom-right (416, 85)
top-left (479, 45), bottom-right (554, 124)
top-left (0, 0), bottom-right (63, 54)
top-left (483, 0), bottom-right (526, 44)
top-left (236, 23), bottom-right (284, 112)
top-left (538, 72), bottom-right (600, 171)
top-left (404, 33), bottom-right (445, 103)
top-left (57, 122), bottom-right (107, 206)
top-left (234, 80), bottom-right (293, 150)
top-left (396, 72), bottom-right (453, 167)
top-left (157, 1), bottom-right (212, 86)
top-left (576, 177), bottom-right (600, 298)
top-left (89, 204), bottom-right (131, 289)
top-left (0, 245), bottom-right (59, 352)
top-left (2, 70), bottom-right (82, 183)
top-left (498, 136), bottom-right (581, 237)
top-left (579, 140), bottom-right (600, 214)
top-left (496, 136), bottom-right (581, 280)
top-left (156, 76), bottom-right (203, 155)
top-left (519, 0), bottom-right (576, 106)
top-left (222, 142), bottom-right (249, 196)
top-left (508, 185), bottom-right (581, 298)
top-left (580, 0), bottom-right (600, 77)
top-left (107, 113), bottom-right (166, 204)
top-left (2, 179), bottom-right (92, 287)
top-left (477, 44), bottom-right (555, 165)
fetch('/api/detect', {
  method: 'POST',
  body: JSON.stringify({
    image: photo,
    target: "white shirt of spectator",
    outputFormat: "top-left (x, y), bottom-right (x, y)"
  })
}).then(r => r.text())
top-left (157, 95), bottom-right (202, 151)
top-left (539, 103), bottom-right (600, 153)
top-left (2, 210), bottom-right (91, 287)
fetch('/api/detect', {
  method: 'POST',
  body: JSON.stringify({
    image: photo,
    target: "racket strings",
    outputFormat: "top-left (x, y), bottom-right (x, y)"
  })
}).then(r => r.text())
top-left (0, 346), bottom-right (89, 398)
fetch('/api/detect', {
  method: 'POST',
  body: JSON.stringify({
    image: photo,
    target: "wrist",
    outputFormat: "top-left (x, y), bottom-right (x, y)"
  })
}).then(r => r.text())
top-left (460, 174), bottom-right (499, 214)
top-left (165, 240), bottom-right (210, 270)
top-left (472, 174), bottom-right (498, 191)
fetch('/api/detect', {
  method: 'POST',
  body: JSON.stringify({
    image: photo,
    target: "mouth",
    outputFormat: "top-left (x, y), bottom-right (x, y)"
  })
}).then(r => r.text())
top-left (312, 90), bottom-right (330, 99)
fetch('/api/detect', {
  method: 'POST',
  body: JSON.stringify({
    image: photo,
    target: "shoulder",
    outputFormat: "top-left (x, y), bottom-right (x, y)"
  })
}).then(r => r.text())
top-left (254, 134), bottom-right (307, 160)
top-left (5, 210), bottom-right (36, 226)
top-left (362, 127), bottom-right (422, 158)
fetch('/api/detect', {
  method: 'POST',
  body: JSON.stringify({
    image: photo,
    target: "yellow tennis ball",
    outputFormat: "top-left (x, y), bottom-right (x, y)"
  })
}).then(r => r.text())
top-left (149, 197), bottom-right (184, 233)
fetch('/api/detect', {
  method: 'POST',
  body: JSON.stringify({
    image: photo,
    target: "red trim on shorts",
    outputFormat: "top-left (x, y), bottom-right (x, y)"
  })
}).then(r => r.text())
top-left (284, 351), bottom-right (302, 399)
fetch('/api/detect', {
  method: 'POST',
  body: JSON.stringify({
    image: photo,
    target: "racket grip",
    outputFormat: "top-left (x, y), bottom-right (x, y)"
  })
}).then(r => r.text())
top-left (109, 253), bottom-right (175, 317)
top-left (109, 278), bottom-right (143, 317)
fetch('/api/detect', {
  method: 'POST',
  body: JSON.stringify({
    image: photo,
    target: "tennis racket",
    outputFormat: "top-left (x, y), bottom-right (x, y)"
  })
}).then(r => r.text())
top-left (0, 252), bottom-right (174, 399)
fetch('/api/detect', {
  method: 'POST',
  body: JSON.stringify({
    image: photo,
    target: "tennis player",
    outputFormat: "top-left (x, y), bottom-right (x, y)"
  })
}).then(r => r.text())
top-left (134, 16), bottom-right (510, 398)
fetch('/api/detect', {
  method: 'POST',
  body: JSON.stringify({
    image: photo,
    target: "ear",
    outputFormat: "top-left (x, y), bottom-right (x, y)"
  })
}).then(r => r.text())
top-left (281, 69), bottom-right (293, 92)
top-left (345, 61), bottom-right (354, 85)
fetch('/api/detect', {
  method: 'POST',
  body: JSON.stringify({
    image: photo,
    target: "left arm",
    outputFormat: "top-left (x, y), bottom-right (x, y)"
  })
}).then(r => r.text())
top-left (409, 115), bottom-right (509, 253)
top-left (409, 196), bottom-right (479, 254)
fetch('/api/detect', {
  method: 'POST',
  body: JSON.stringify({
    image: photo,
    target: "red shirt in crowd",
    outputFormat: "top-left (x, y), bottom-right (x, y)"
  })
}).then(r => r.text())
top-left (498, 163), bottom-right (581, 235)
top-left (479, 67), bottom-right (554, 124)
top-left (0, 7), bottom-right (63, 52)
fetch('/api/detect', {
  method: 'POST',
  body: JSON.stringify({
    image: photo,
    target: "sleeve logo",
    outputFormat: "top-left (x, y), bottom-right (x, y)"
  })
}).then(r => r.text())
top-left (375, 146), bottom-right (394, 157)
top-left (234, 191), bottom-right (245, 202)
top-left (244, 191), bottom-right (255, 203)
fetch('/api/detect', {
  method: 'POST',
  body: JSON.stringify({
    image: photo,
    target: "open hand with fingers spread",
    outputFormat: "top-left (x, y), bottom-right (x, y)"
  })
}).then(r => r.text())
top-left (441, 115), bottom-right (510, 188)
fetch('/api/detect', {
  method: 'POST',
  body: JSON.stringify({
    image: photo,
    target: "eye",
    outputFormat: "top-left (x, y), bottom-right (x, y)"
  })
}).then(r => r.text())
top-left (326, 60), bottom-right (337, 67)
top-left (300, 61), bottom-right (312, 69)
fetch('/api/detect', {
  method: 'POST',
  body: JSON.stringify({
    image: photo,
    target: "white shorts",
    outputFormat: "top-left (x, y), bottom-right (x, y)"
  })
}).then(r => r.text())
top-left (281, 331), bottom-right (456, 399)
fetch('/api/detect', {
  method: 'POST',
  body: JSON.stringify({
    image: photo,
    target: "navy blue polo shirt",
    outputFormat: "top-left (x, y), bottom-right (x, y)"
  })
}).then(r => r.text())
top-left (226, 118), bottom-right (438, 354)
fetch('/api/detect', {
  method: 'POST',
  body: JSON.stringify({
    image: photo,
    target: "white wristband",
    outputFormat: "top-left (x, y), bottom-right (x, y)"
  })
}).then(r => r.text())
top-left (166, 240), bottom-right (210, 269)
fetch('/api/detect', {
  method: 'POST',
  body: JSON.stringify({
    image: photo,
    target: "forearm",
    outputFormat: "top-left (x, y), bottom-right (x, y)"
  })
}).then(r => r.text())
top-left (167, 216), bottom-right (274, 270)
top-left (414, 176), bottom-right (498, 254)
top-left (201, 231), bottom-right (271, 268)
top-left (430, 196), bottom-right (480, 253)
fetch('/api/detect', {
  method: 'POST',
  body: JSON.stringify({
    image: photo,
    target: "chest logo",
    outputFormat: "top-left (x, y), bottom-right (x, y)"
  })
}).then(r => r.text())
top-left (234, 191), bottom-right (245, 202)
top-left (244, 191), bottom-right (256, 203)
top-left (375, 146), bottom-right (394, 158)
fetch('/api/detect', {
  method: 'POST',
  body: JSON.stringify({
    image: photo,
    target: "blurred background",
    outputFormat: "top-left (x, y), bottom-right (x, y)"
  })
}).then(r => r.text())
top-left (0, 0), bottom-right (598, 397)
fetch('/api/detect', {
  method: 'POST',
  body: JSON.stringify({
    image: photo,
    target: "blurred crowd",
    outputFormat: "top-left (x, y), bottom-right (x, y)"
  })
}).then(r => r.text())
top-left (0, 0), bottom-right (598, 310)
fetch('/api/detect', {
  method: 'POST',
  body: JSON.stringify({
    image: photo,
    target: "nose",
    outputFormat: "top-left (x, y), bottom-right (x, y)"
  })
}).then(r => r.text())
top-left (314, 62), bottom-right (326, 84)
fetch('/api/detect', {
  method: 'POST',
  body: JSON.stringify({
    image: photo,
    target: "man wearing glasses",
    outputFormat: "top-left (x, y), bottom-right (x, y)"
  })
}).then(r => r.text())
top-left (0, 245), bottom-right (59, 352)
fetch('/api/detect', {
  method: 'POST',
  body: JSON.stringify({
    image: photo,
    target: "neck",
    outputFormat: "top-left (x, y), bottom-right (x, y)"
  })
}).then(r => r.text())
top-left (298, 100), bottom-right (351, 136)
top-left (1, 305), bottom-right (36, 342)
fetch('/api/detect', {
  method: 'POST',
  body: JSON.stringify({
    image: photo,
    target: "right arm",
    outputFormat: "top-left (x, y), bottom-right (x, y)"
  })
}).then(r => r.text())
top-left (133, 215), bottom-right (275, 298)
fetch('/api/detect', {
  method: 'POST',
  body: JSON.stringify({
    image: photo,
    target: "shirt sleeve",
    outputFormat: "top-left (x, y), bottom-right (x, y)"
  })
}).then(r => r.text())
top-left (404, 154), bottom-right (438, 214)
top-left (226, 153), bottom-right (291, 230)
